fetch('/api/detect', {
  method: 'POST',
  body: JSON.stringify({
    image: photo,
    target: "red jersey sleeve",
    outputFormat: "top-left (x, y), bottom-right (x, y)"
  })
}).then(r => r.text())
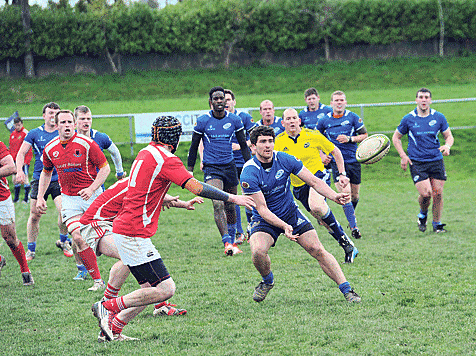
top-left (160, 155), bottom-right (193, 187)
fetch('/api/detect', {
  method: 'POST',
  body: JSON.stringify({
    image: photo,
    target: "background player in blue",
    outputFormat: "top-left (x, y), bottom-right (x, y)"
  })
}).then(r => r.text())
top-left (74, 105), bottom-right (126, 180)
top-left (188, 86), bottom-right (252, 256)
top-left (299, 87), bottom-right (334, 185)
top-left (224, 89), bottom-right (256, 244)
top-left (256, 100), bottom-right (285, 136)
top-left (299, 88), bottom-right (332, 130)
top-left (317, 91), bottom-right (368, 240)
top-left (240, 125), bottom-right (361, 303)
top-left (14, 102), bottom-right (72, 262)
top-left (392, 88), bottom-right (454, 233)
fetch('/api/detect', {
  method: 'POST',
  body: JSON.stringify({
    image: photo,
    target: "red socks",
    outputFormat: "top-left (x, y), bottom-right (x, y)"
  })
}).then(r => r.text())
top-left (10, 241), bottom-right (30, 273)
top-left (104, 283), bottom-right (121, 300)
top-left (103, 296), bottom-right (127, 313)
top-left (78, 247), bottom-right (101, 280)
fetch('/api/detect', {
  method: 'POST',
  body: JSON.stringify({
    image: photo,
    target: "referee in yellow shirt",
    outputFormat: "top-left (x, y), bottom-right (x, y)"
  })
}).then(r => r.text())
top-left (275, 108), bottom-right (358, 263)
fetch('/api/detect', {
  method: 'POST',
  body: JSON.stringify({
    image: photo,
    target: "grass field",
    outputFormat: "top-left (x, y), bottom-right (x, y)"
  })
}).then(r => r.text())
top-left (0, 57), bottom-right (476, 355)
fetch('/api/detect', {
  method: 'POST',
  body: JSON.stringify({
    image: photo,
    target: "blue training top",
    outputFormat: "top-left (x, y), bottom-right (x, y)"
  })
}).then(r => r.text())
top-left (240, 151), bottom-right (303, 220)
top-left (396, 108), bottom-right (449, 162)
top-left (299, 103), bottom-right (333, 130)
top-left (316, 110), bottom-right (365, 163)
top-left (24, 125), bottom-right (59, 181)
top-left (194, 110), bottom-right (245, 165)
top-left (90, 129), bottom-right (113, 151)
top-left (231, 110), bottom-right (256, 167)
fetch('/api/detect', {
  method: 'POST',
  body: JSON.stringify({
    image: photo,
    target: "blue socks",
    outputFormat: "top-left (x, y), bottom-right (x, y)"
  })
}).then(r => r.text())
top-left (235, 205), bottom-right (244, 234)
top-left (27, 242), bottom-right (36, 252)
top-left (343, 203), bottom-right (358, 230)
top-left (263, 271), bottom-right (274, 285)
top-left (321, 208), bottom-right (345, 237)
top-left (338, 281), bottom-right (351, 295)
top-left (59, 234), bottom-right (69, 243)
top-left (418, 209), bottom-right (428, 219)
top-left (352, 199), bottom-right (359, 210)
top-left (221, 234), bottom-right (233, 245)
top-left (77, 264), bottom-right (87, 272)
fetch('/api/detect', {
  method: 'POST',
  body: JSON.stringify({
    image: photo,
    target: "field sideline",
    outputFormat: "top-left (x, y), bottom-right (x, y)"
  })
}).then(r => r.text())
top-left (1, 60), bottom-right (475, 355)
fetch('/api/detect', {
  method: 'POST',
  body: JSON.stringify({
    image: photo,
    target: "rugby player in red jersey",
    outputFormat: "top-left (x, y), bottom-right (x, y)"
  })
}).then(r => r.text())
top-left (91, 116), bottom-right (254, 342)
top-left (0, 140), bottom-right (34, 285)
top-left (36, 110), bottom-right (110, 291)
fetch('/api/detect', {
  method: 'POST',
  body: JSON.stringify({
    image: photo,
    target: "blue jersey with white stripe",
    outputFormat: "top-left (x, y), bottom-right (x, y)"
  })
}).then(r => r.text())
top-left (256, 117), bottom-right (285, 136)
top-left (240, 151), bottom-right (303, 220)
top-left (231, 110), bottom-right (256, 167)
top-left (24, 125), bottom-right (59, 181)
top-left (396, 108), bottom-right (449, 162)
top-left (194, 110), bottom-right (245, 165)
top-left (316, 110), bottom-right (365, 162)
top-left (90, 129), bottom-right (113, 151)
top-left (299, 104), bottom-right (332, 130)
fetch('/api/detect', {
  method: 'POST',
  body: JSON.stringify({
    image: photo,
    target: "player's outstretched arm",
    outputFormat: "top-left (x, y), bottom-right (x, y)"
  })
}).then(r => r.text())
top-left (439, 128), bottom-right (454, 156)
top-left (329, 146), bottom-right (349, 188)
top-left (187, 132), bottom-right (202, 172)
top-left (163, 194), bottom-right (204, 210)
top-left (183, 177), bottom-right (254, 210)
top-left (298, 166), bottom-right (349, 205)
top-left (106, 142), bottom-right (126, 179)
top-left (251, 191), bottom-right (298, 242)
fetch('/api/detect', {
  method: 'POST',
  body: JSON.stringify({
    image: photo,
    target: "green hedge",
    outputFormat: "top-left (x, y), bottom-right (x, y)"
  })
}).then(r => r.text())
top-left (1, 0), bottom-right (475, 61)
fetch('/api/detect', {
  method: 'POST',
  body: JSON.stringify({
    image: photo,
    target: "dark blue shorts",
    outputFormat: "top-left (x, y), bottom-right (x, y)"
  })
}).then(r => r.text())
top-left (128, 258), bottom-right (171, 287)
top-left (293, 170), bottom-right (329, 212)
top-left (331, 161), bottom-right (361, 185)
top-left (410, 159), bottom-right (447, 183)
top-left (250, 207), bottom-right (314, 246)
top-left (30, 179), bottom-right (62, 201)
top-left (203, 162), bottom-right (239, 188)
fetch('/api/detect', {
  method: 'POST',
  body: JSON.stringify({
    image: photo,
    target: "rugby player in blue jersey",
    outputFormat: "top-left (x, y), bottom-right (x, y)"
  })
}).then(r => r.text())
top-left (240, 125), bottom-right (361, 303)
top-left (74, 105), bottom-right (126, 180)
top-left (224, 89), bottom-right (256, 244)
top-left (392, 88), bottom-right (454, 233)
top-left (256, 100), bottom-right (285, 136)
top-left (15, 102), bottom-right (72, 262)
top-left (299, 88), bottom-right (332, 130)
top-left (317, 91), bottom-right (368, 240)
top-left (188, 86), bottom-right (252, 256)
top-left (299, 87), bottom-right (333, 186)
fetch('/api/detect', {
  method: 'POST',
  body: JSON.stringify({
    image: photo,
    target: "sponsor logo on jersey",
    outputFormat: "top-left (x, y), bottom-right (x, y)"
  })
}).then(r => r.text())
top-left (282, 147), bottom-right (289, 151)
top-left (275, 169), bottom-right (284, 180)
top-left (297, 217), bottom-right (306, 226)
top-left (304, 142), bottom-right (310, 148)
top-left (223, 123), bottom-right (232, 130)
top-left (53, 151), bottom-right (59, 158)
top-left (146, 251), bottom-right (154, 258)
top-left (208, 125), bottom-right (215, 131)
top-left (428, 120), bottom-right (437, 126)
top-left (241, 181), bottom-right (250, 189)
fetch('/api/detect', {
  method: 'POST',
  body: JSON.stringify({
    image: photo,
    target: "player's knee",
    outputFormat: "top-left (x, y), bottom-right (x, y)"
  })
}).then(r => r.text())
top-left (212, 200), bottom-right (225, 212)
top-left (157, 278), bottom-right (176, 300)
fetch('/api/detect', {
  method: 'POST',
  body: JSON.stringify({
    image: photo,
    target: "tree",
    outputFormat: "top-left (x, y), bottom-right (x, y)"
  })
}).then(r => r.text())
top-left (19, 0), bottom-right (35, 77)
top-left (437, 0), bottom-right (444, 57)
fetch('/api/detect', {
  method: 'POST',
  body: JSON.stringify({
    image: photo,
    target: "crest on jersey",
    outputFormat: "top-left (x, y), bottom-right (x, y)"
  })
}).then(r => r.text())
top-left (429, 120), bottom-right (437, 126)
top-left (53, 151), bottom-right (59, 158)
top-left (304, 142), bottom-right (310, 148)
top-left (223, 123), bottom-right (232, 130)
top-left (74, 149), bottom-right (82, 157)
top-left (241, 181), bottom-right (250, 189)
top-left (275, 169), bottom-right (284, 180)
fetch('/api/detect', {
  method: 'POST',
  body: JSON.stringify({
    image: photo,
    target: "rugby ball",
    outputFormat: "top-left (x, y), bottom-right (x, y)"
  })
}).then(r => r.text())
top-left (355, 134), bottom-right (391, 164)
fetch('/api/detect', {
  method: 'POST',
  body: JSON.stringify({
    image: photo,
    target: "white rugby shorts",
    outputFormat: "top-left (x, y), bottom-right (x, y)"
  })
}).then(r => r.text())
top-left (113, 233), bottom-right (161, 267)
top-left (0, 197), bottom-right (15, 225)
top-left (61, 188), bottom-right (103, 222)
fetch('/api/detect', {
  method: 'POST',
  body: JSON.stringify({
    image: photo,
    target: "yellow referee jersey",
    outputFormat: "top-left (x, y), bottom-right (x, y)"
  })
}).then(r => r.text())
top-left (274, 128), bottom-right (335, 187)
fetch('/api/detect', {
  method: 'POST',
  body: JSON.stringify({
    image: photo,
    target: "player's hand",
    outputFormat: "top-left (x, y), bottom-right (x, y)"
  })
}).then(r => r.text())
top-left (333, 192), bottom-right (350, 205)
top-left (231, 194), bottom-right (255, 210)
top-left (78, 187), bottom-right (94, 201)
top-left (185, 197), bottom-right (204, 210)
top-left (319, 151), bottom-right (331, 165)
top-left (283, 224), bottom-right (299, 242)
top-left (15, 170), bottom-right (25, 184)
top-left (337, 175), bottom-right (350, 189)
top-left (336, 134), bottom-right (351, 144)
top-left (199, 161), bottom-right (204, 172)
top-left (400, 156), bottom-right (412, 171)
top-left (231, 143), bottom-right (240, 151)
top-left (439, 145), bottom-right (451, 156)
top-left (116, 171), bottom-right (127, 180)
top-left (163, 195), bottom-right (180, 210)
top-left (36, 198), bottom-right (48, 214)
